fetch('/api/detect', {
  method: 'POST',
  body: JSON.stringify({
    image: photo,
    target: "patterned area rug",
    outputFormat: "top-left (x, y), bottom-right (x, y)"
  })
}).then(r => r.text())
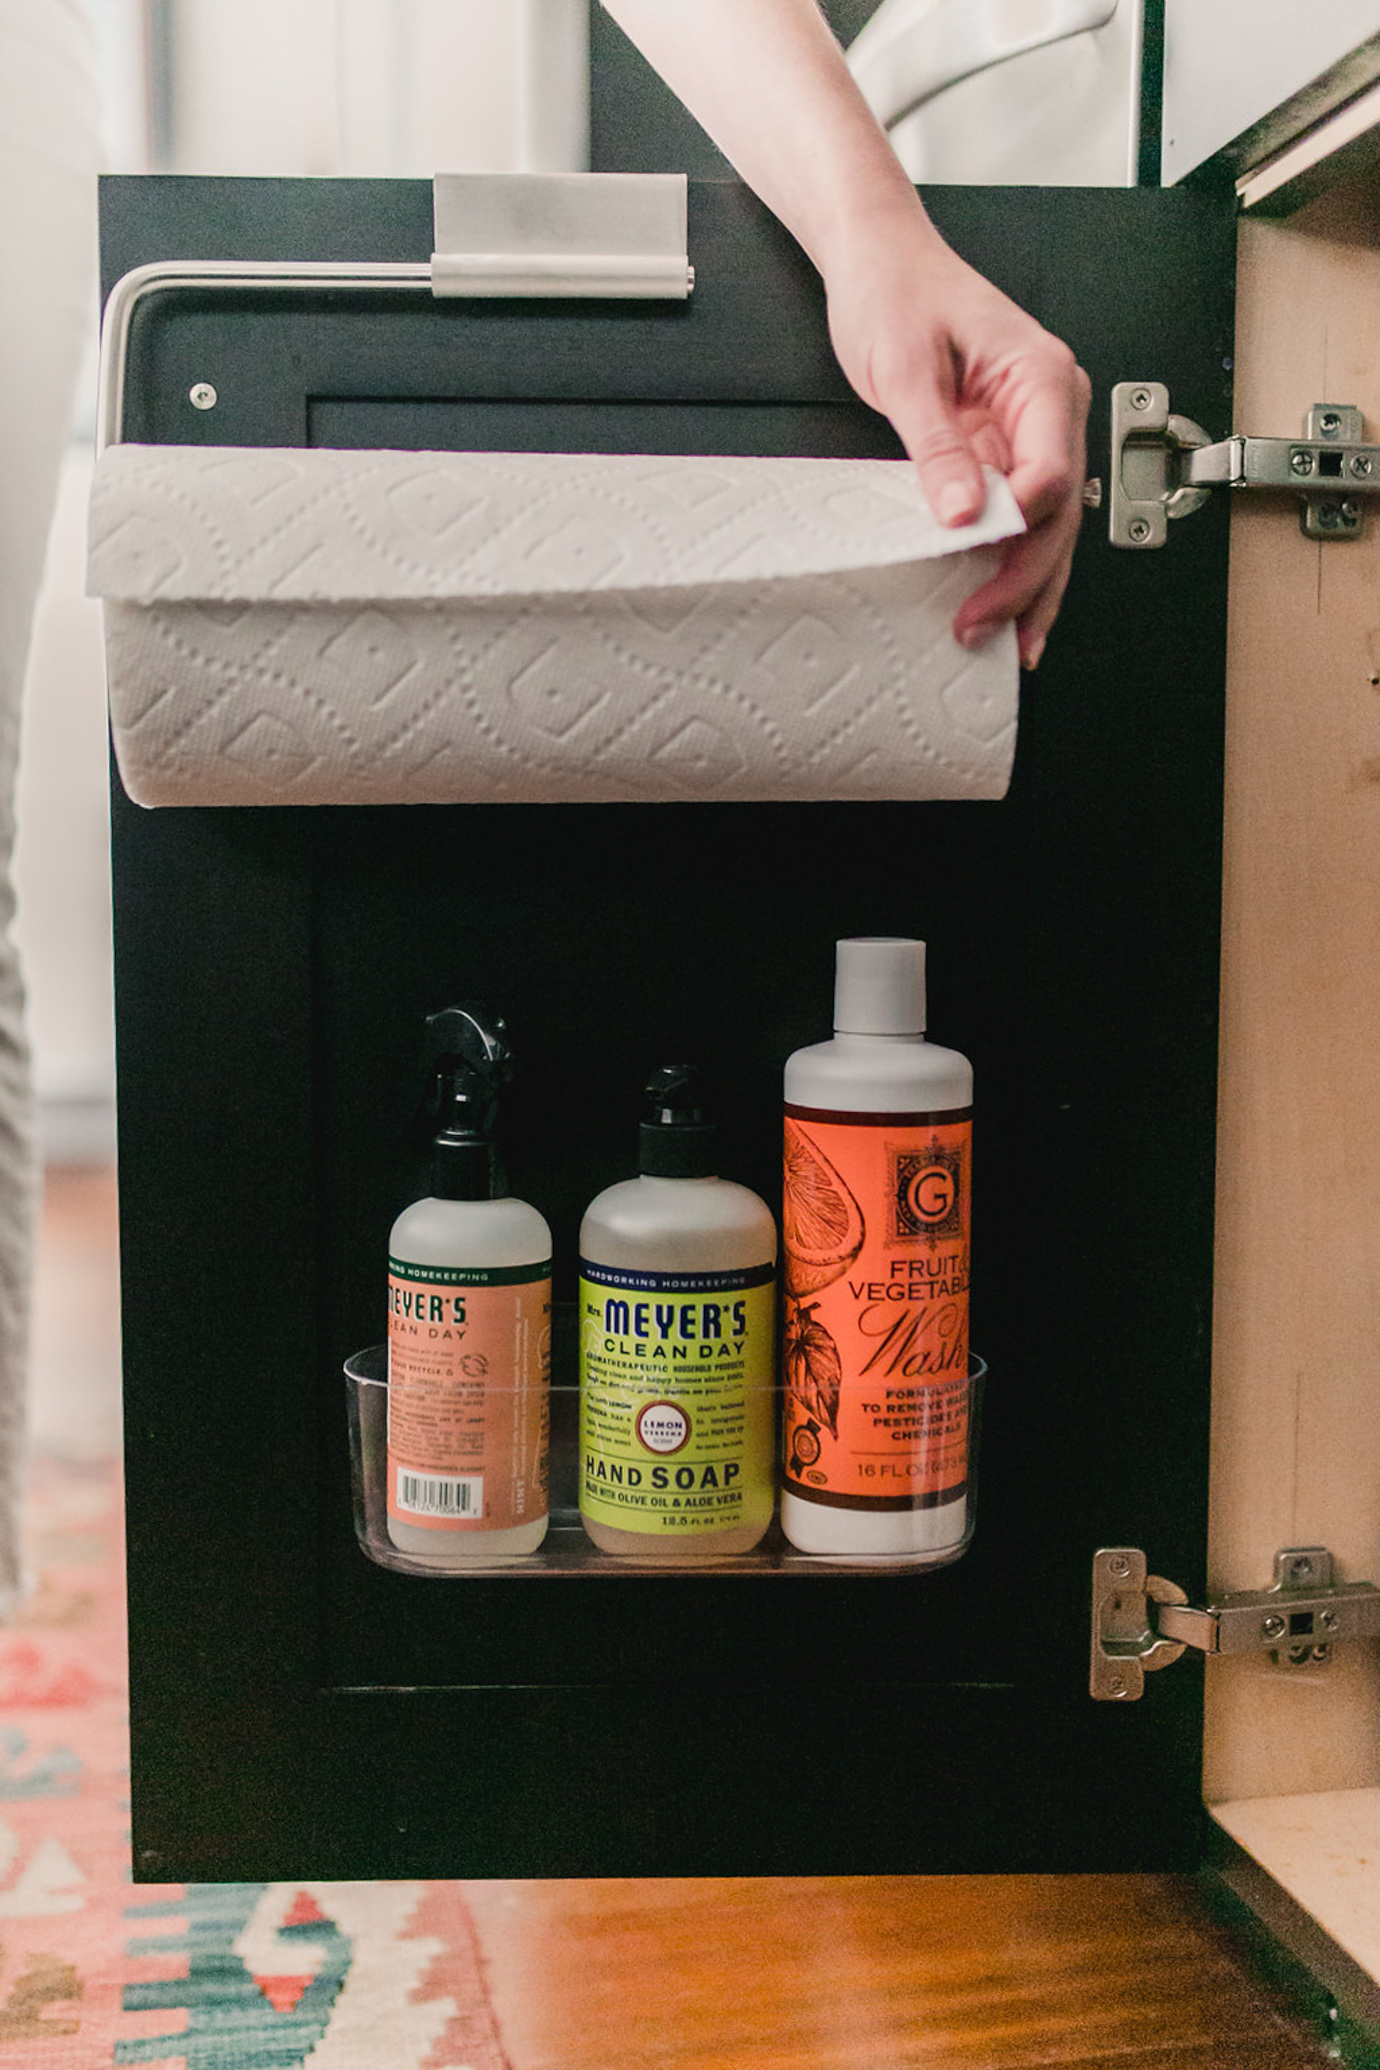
top-left (0, 1454), bottom-right (512, 2069)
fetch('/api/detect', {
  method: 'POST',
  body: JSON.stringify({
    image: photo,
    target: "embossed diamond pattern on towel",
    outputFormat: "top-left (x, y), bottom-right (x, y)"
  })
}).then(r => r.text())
top-left (89, 446), bottom-right (1023, 807)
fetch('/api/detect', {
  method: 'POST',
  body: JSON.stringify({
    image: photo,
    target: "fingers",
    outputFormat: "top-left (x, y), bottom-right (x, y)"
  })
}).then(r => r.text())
top-left (954, 356), bottom-right (1090, 669)
top-left (954, 498), bottom-right (1081, 670)
top-left (966, 415), bottom-right (1010, 475)
top-left (883, 367), bottom-right (988, 529)
top-left (1001, 356), bottom-right (1090, 532)
top-left (1015, 508), bottom-right (1079, 667)
top-left (887, 337), bottom-right (1088, 658)
top-left (976, 525), bottom-right (1077, 669)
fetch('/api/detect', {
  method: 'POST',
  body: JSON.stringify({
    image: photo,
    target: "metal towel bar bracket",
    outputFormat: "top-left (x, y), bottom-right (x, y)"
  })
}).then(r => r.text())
top-left (97, 172), bottom-right (693, 451)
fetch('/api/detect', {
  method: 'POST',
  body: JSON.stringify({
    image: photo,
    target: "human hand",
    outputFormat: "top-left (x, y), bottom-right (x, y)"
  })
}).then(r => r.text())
top-left (822, 206), bottom-right (1091, 670)
top-left (599, 0), bottom-right (1088, 665)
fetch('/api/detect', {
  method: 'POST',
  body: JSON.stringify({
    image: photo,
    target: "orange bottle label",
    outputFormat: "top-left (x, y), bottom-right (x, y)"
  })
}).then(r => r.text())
top-left (386, 1259), bottom-right (550, 1532)
top-left (782, 1105), bottom-right (970, 1512)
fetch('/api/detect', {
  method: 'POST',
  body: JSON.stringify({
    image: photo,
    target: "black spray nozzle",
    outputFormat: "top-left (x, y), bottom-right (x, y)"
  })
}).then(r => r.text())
top-left (640, 1063), bottom-right (718, 1178)
top-left (423, 1005), bottom-right (514, 1199)
top-left (426, 1005), bottom-right (513, 1085)
top-left (645, 1063), bottom-right (706, 1127)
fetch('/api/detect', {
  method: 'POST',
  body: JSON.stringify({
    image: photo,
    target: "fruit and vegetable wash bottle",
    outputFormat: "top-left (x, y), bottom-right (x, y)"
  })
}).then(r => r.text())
top-left (579, 1067), bottom-right (776, 1557)
top-left (386, 1007), bottom-right (551, 1564)
top-left (781, 939), bottom-right (972, 1558)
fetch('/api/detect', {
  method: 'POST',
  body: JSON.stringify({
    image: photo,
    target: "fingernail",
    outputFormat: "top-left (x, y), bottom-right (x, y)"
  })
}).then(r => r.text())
top-left (937, 482), bottom-right (976, 526)
top-left (957, 622), bottom-right (996, 652)
top-left (1021, 634), bottom-right (1046, 672)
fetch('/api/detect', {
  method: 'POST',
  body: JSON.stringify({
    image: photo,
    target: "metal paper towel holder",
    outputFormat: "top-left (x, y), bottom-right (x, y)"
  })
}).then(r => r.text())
top-left (431, 170), bottom-right (691, 300)
top-left (96, 171), bottom-right (693, 451)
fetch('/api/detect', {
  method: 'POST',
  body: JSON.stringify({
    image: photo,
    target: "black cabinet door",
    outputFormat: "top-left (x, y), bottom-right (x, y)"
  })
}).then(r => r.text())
top-left (103, 175), bottom-right (1233, 1881)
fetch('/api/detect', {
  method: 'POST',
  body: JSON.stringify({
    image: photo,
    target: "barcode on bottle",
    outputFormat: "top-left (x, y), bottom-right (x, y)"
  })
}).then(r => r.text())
top-left (397, 1472), bottom-right (483, 1518)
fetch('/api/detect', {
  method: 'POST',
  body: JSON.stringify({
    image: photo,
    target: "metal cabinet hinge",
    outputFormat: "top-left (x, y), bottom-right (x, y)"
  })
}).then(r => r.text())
top-left (1110, 384), bottom-right (1380, 546)
top-left (1090, 1546), bottom-right (1380, 1700)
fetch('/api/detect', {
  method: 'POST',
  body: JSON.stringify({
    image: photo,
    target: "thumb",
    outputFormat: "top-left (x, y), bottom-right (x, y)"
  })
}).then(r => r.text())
top-left (887, 370), bottom-right (986, 528)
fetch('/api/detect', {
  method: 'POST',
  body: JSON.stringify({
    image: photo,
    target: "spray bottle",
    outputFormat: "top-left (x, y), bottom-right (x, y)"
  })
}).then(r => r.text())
top-left (386, 1006), bottom-right (551, 1563)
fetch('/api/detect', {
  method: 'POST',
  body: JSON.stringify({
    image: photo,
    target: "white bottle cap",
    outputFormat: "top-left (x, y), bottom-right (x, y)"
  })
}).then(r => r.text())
top-left (833, 937), bottom-right (926, 1035)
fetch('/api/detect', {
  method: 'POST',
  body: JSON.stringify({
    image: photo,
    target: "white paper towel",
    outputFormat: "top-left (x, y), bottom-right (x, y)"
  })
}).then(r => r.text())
top-left (88, 444), bottom-right (1023, 807)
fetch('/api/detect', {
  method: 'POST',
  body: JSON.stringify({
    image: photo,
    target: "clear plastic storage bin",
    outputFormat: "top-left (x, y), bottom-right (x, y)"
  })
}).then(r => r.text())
top-left (345, 1342), bottom-right (984, 1577)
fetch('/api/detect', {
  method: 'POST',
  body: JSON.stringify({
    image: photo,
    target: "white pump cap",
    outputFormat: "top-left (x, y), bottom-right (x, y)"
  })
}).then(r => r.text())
top-left (833, 936), bottom-right (926, 1035)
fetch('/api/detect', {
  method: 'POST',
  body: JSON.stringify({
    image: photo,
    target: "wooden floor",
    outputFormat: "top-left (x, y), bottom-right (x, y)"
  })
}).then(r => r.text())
top-left (462, 1874), bottom-right (1328, 2069)
top-left (36, 1169), bottom-right (1331, 2069)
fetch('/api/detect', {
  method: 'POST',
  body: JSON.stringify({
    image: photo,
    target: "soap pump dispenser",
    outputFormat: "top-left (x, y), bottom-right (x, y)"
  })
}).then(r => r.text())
top-left (386, 1005), bottom-right (551, 1563)
top-left (578, 1065), bottom-right (777, 1558)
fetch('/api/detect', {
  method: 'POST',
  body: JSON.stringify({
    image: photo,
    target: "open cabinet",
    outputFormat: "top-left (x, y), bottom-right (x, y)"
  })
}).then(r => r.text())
top-left (1193, 169), bottom-right (1380, 2050)
top-left (101, 173), bottom-right (1235, 1881)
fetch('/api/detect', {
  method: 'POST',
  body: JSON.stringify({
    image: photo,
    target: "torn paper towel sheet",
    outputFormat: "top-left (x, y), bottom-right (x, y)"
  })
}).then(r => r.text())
top-left (88, 445), bottom-right (1024, 808)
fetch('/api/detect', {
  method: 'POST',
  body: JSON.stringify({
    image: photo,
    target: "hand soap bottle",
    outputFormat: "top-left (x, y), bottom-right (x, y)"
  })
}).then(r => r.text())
top-left (781, 939), bottom-right (972, 1559)
top-left (578, 1066), bottom-right (776, 1558)
top-left (386, 1006), bottom-right (551, 1564)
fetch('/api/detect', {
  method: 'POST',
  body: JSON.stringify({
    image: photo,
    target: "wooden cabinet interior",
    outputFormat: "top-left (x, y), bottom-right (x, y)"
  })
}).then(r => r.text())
top-left (1207, 163), bottom-right (1380, 1982)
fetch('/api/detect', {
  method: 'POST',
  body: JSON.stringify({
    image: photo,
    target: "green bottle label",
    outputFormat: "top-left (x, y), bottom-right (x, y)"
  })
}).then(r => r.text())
top-left (578, 1261), bottom-right (776, 1537)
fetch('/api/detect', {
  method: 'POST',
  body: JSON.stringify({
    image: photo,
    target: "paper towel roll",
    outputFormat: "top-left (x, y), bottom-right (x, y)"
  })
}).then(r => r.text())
top-left (88, 445), bottom-right (1023, 808)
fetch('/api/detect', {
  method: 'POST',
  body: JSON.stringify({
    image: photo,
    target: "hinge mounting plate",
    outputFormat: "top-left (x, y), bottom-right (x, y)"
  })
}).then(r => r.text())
top-left (1090, 1547), bottom-right (1188, 1701)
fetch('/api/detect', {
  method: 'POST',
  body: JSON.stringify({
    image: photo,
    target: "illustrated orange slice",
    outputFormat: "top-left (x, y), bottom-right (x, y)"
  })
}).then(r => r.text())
top-left (783, 1118), bottom-right (865, 1296)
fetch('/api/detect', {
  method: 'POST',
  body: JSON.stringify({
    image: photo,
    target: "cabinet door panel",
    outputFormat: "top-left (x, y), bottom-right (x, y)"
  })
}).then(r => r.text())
top-left (104, 176), bottom-right (1233, 1880)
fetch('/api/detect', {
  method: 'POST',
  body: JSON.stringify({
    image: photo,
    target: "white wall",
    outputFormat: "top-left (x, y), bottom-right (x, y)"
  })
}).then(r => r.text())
top-left (14, 0), bottom-right (147, 1165)
top-left (15, 453), bottom-right (116, 1164)
top-left (168, 0), bottom-right (589, 175)
top-left (89, 0), bottom-right (153, 171)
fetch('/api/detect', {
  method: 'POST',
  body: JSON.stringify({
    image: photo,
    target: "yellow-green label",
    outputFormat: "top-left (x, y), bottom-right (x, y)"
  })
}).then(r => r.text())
top-left (578, 1262), bottom-right (776, 1536)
